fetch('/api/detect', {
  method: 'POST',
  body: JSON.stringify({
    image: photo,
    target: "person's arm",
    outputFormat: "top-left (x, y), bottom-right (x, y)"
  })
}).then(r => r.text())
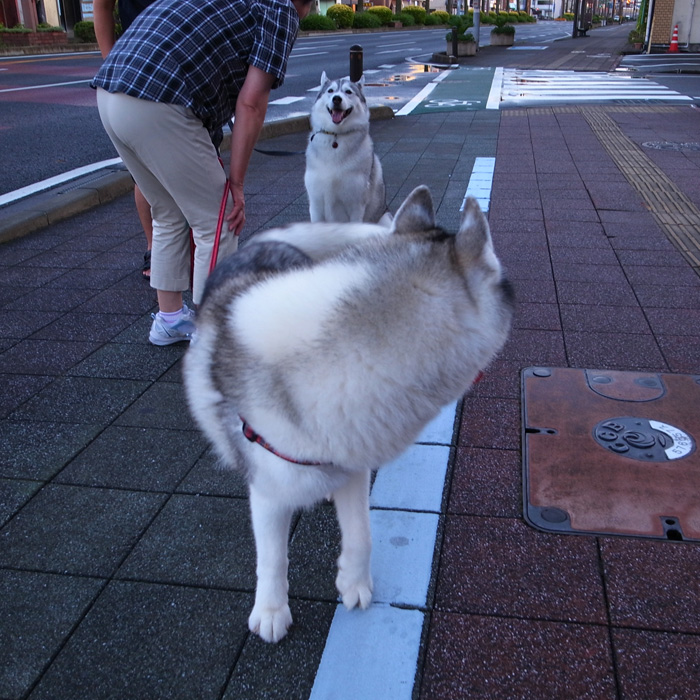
top-left (93, 0), bottom-right (117, 59)
top-left (226, 65), bottom-right (275, 236)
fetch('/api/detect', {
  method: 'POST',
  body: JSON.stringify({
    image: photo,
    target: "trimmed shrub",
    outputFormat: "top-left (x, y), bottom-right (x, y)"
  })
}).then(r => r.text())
top-left (429, 10), bottom-right (450, 24)
top-left (394, 12), bottom-right (415, 26)
top-left (73, 20), bottom-right (96, 42)
top-left (301, 14), bottom-right (336, 30)
top-left (1, 24), bottom-right (31, 33)
top-left (400, 5), bottom-right (426, 25)
top-left (563, 12), bottom-right (575, 20)
top-left (352, 12), bottom-right (381, 28)
top-left (446, 30), bottom-right (475, 42)
top-left (492, 23), bottom-right (515, 35)
top-left (367, 5), bottom-right (393, 25)
top-left (327, 4), bottom-right (354, 29)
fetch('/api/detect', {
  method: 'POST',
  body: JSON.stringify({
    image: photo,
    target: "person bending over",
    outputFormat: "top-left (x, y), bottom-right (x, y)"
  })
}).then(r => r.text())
top-left (93, 0), bottom-right (313, 345)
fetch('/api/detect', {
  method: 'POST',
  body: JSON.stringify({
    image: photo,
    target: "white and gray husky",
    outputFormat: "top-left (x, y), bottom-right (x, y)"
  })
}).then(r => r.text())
top-left (304, 72), bottom-right (390, 224)
top-left (183, 186), bottom-right (514, 643)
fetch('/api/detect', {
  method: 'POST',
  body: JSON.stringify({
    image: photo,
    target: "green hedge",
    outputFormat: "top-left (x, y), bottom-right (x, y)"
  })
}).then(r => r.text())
top-left (367, 6), bottom-right (393, 25)
top-left (352, 12), bottom-right (381, 29)
top-left (301, 14), bottom-right (336, 31)
top-left (73, 20), bottom-right (96, 42)
top-left (400, 6), bottom-right (426, 24)
top-left (394, 12), bottom-right (415, 26)
top-left (429, 10), bottom-right (450, 24)
top-left (326, 4), bottom-right (354, 29)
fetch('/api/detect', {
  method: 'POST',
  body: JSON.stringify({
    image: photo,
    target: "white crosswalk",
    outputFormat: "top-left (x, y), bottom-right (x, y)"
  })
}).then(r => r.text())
top-left (499, 68), bottom-right (693, 107)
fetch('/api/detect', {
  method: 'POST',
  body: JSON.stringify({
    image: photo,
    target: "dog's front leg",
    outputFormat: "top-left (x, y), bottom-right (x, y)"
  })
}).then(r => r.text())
top-left (333, 469), bottom-right (373, 610)
top-left (248, 485), bottom-right (294, 643)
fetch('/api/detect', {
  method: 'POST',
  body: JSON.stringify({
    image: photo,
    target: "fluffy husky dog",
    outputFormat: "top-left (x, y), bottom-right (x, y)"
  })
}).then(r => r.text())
top-left (304, 72), bottom-right (389, 224)
top-left (183, 186), bottom-right (514, 643)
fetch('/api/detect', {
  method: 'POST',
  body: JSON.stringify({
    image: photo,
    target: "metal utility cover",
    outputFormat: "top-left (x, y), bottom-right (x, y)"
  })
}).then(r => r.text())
top-left (522, 367), bottom-right (700, 542)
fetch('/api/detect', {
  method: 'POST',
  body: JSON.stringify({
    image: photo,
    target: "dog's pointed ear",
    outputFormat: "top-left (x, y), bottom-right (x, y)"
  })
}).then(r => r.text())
top-left (456, 197), bottom-right (493, 265)
top-left (320, 71), bottom-right (328, 85)
top-left (355, 75), bottom-right (366, 88)
top-left (391, 186), bottom-right (435, 236)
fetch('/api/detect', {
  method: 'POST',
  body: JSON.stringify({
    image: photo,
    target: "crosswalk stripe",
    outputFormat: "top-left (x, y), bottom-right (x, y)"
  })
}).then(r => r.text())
top-left (500, 69), bottom-right (692, 107)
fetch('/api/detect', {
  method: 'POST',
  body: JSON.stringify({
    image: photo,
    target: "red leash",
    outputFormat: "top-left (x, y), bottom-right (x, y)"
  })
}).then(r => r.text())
top-left (210, 178), bottom-right (234, 274)
top-left (189, 172), bottom-right (235, 285)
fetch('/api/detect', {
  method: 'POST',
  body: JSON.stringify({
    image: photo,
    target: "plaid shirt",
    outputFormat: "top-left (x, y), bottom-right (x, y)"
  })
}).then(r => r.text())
top-left (93, 0), bottom-right (299, 136)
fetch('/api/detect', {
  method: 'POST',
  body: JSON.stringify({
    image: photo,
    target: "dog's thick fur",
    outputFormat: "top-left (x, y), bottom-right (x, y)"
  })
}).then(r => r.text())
top-left (183, 186), bottom-right (514, 643)
top-left (304, 72), bottom-right (389, 224)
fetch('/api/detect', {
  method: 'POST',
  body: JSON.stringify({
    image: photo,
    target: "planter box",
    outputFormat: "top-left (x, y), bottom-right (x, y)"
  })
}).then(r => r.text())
top-left (0, 31), bottom-right (68, 47)
top-left (490, 32), bottom-right (514, 47)
top-left (446, 40), bottom-right (477, 57)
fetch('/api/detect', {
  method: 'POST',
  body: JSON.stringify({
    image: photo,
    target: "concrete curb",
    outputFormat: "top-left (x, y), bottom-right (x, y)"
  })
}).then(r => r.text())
top-left (0, 105), bottom-right (395, 245)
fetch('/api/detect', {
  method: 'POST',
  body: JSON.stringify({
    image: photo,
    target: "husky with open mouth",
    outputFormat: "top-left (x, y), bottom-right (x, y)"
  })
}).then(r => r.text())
top-left (305, 72), bottom-right (390, 224)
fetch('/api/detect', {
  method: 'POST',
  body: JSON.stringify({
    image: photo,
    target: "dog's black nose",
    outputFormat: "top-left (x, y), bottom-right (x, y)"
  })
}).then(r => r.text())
top-left (332, 95), bottom-right (342, 106)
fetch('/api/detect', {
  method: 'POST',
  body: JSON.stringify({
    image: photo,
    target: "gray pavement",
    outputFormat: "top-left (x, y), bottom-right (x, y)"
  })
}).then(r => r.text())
top-left (2, 23), bottom-right (700, 700)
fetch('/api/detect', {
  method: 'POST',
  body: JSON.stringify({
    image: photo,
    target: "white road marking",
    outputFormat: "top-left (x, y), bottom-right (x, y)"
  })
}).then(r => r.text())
top-left (394, 68), bottom-right (453, 116)
top-left (310, 153), bottom-right (496, 698)
top-left (486, 66), bottom-right (504, 109)
top-left (461, 156), bottom-right (495, 213)
top-left (500, 68), bottom-right (692, 106)
top-left (0, 158), bottom-right (122, 207)
top-left (269, 95), bottom-right (306, 105)
top-left (0, 79), bottom-right (90, 93)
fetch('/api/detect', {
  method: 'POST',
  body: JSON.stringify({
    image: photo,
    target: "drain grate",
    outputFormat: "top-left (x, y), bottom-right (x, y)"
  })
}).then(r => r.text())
top-left (522, 367), bottom-right (700, 542)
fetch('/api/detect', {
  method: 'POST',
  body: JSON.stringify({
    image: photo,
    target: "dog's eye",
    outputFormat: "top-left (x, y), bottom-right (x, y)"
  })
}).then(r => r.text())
top-left (327, 88), bottom-right (333, 93)
top-left (345, 89), bottom-right (352, 95)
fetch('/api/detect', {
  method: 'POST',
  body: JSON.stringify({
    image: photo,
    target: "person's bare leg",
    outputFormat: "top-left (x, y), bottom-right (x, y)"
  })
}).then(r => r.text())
top-left (135, 185), bottom-right (153, 277)
top-left (157, 290), bottom-right (184, 313)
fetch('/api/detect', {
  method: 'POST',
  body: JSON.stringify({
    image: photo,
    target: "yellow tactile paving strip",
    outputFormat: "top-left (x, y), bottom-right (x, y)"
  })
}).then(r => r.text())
top-left (502, 106), bottom-right (700, 272)
top-left (581, 106), bottom-right (700, 271)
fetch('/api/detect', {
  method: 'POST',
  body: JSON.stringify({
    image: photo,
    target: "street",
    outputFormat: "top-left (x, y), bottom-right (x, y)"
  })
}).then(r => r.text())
top-left (1, 21), bottom-right (579, 198)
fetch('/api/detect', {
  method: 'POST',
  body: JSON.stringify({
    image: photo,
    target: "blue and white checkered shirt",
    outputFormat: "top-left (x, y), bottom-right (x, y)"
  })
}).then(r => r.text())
top-left (93, 0), bottom-right (299, 136)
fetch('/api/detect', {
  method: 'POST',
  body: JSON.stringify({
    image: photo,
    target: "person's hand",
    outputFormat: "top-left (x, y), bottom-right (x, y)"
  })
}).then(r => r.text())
top-left (226, 181), bottom-right (246, 235)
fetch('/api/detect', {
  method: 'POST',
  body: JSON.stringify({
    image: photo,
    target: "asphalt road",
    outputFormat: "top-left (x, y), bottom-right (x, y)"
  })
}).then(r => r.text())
top-left (0, 22), bottom-right (574, 197)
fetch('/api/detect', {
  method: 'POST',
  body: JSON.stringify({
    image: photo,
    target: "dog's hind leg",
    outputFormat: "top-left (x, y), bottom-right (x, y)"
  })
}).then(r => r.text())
top-left (333, 469), bottom-right (373, 610)
top-left (247, 486), bottom-right (294, 643)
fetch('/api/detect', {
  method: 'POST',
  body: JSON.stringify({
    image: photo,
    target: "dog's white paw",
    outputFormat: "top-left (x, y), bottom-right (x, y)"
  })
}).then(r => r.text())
top-left (336, 570), bottom-right (373, 610)
top-left (248, 604), bottom-right (293, 643)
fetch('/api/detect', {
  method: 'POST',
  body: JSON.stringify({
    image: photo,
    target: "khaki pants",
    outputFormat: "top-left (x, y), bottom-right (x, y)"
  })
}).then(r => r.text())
top-left (97, 89), bottom-right (237, 304)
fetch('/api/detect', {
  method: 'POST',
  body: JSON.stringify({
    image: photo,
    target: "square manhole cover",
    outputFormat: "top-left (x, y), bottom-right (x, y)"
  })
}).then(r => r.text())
top-left (522, 367), bottom-right (700, 542)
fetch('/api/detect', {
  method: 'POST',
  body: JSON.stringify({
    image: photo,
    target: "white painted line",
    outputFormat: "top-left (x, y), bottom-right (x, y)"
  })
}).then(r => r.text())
top-left (0, 158), bottom-right (123, 207)
top-left (309, 160), bottom-right (496, 699)
top-left (269, 95), bottom-right (305, 105)
top-left (461, 156), bottom-right (495, 213)
top-left (289, 51), bottom-right (328, 58)
top-left (371, 444), bottom-right (450, 512)
top-left (370, 510), bottom-right (439, 606)
top-left (416, 401), bottom-right (458, 443)
top-left (377, 41), bottom-right (419, 48)
top-left (310, 605), bottom-right (423, 700)
top-left (0, 79), bottom-right (90, 93)
top-left (394, 68), bottom-right (452, 116)
top-left (486, 66), bottom-right (503, 110)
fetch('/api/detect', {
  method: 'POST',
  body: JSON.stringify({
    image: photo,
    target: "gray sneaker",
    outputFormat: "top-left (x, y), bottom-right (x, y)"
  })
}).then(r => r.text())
top-left (149, 304), bottom-right (197, 346)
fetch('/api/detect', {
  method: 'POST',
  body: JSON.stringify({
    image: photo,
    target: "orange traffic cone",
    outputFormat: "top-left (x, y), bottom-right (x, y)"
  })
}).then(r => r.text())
top-left (669, 24), bottom-right (679, 53)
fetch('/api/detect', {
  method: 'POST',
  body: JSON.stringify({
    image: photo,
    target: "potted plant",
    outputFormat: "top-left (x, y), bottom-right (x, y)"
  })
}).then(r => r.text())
top-left (628, 28), bottom-right (645, 50)
top-left (490, 16), bottom-right (515, 47)
top-left (446, 29), bottom-right (477, 57)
